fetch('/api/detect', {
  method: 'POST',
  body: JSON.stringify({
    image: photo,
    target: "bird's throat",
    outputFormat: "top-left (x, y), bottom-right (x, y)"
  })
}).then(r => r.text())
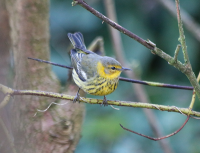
top-left (97, 62), bottom-right (121, 80)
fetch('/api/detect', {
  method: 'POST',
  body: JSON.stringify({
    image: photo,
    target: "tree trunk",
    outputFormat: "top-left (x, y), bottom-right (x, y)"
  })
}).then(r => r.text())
top-left (6, 0), bottom-right (85, 152)
top-left (0, 0), bottom-right (12, 152)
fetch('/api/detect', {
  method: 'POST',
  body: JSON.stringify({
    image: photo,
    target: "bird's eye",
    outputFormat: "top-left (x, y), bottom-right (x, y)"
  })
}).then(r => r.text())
top-left (111, 67), bottom-right (116, 70)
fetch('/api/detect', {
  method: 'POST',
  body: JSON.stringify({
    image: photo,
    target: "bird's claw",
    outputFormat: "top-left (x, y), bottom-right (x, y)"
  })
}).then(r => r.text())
top-left (73, 93), bottom-right (80, 103)
top-left (101, 96), bottom-right (108, 107)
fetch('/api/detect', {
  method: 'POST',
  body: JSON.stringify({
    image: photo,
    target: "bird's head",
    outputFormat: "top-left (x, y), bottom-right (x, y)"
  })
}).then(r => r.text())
top-left (97, 56), bottom-right (130, 79)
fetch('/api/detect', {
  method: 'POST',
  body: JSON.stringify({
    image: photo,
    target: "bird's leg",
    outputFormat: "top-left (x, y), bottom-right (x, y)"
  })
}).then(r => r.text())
top-left (101, 96), bottom-right (108, 106)
top-left (73, 88), bottom-right (81, 103)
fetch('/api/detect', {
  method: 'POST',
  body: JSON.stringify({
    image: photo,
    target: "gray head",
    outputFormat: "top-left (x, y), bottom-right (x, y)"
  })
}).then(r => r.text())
top-left (97, 56), bottom-right (130, 78)
top-left (101, 56), bottom-right (122, 69)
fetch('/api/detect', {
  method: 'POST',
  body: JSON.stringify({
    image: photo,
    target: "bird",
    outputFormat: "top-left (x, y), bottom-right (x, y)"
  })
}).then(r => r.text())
top-left (68, 32), bottom-right (130, 106)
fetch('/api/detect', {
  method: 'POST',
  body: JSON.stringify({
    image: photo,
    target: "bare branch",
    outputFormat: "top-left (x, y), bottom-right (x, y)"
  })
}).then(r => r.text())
top-left (120, 116), bottom-right (189, 141)
top-left (174, 0), bottom-right (200, 100)
top-left (72, 0), bottom-right (200, 100)
top-left (119, 70), bottom-right (200, 140)
top-left (28, 58), bottom-right (194, 90)
top-left (175, 0), bottom-right (189, 63)
top-left (73, 0), bottom-right (154, 50)
top-left (103, 0), bottom-right (173, 152)
top-left (189, 72), bottom-right (200, 110)
top-left (155, 0), bottom-right (200, 42)
top-left (173, 44), bottom-right (181, 64)
top-left (0, 117), bottom-right (17, 153)
top-left (0, 87), bottom-right (197, 117)
top-left (0, 94), bottom-right (11, 109)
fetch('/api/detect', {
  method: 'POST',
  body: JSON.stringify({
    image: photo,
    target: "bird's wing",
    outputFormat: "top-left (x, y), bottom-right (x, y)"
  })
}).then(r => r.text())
top-left (68, 32), bottom-right (94, 54)
top-left (70, 49), bottom-right (88, 82)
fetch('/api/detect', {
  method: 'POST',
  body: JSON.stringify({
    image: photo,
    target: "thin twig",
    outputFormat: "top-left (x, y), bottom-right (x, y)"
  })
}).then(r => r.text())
top-left (189, 72), bottom-right (200, 110)
top-left (173, 106), bottom-right (187, 116)
top-left (37, 101), bottom-right (70, 112)
top-left (120, 116), bottom-right (189, 141)
top-left (87, 37), bottom-right (105, 55)
top-left (175, 0), bottom-right (189, 64)
top-left (0, 117), bottom-right (17, 153)
top-left (28, 58), bottom-right (194, 90)
top-left (119, 77), bottom-right (193, 90)
top-left (72, 0), bottom-right (200, 100)
top-left (0, 94), bottom-right (11, 109)
top-left (155, 0), bottom-right (200, 42)
top-left (103, 0), bottom-right (173, 152)
top-left (120, 72), bottom-right (200, 139)
top-left (173, 44), bottom-right (181, 63)
top-left (28, 57), bottom-right (73, 70)
top-left (190, 116), bottom-right (200, 120)
top-left (174, 0), bottom-right (200, 99)
top-left (73, 0), bottom-right (154, 50)
top-left (0, 83), bottom-right (13, 94)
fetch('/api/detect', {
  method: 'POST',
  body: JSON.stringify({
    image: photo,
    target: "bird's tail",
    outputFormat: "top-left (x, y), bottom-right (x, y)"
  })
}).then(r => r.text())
top-left (68, 32), bottom-right (88, 51)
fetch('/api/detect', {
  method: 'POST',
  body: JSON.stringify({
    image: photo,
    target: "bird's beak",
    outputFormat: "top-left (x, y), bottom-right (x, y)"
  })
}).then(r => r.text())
top-left (121, 67), bottom-right (131, 71)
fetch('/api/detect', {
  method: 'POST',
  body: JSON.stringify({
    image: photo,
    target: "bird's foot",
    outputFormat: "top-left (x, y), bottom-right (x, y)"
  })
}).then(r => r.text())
top-left (73, 92), bottom-right (80, 103)
top-left (101, 96), bottom-right (108, 107)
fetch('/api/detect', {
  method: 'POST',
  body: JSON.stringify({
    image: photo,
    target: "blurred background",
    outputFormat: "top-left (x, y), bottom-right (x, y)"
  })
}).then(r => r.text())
top-left (50, 0), bottom-right (200, 153)
top-left (49, 0), bottom-right (200, 152)
top-left (1, 0), bottom-right (200, 152)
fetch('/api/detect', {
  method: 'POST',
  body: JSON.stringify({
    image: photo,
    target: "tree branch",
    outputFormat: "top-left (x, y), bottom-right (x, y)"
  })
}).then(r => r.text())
top-left (73, 0), bottom-right (154, 50)
top-left (120, 116), bottom-right (190, 141)
top-left (119, 72), bottom-right (200, 140)
top-left (175, 0), bottom-right (189, 64)
top-left (72, 0), bottom-right (200, 100)
top-left (155, 0), bottom-right (200, 43)
top-left (174, 0), bottom-right (200, 100)
top-left (0, 117), bottom-right (17, 153)
top-left (8, 90), bottom-right (200, 117)
top-left (28, 57), bottom-right (194, 90)
top-left (0, 84), bottom-right (200, 117)
top-left (103, 0), bottom-right (173, 152)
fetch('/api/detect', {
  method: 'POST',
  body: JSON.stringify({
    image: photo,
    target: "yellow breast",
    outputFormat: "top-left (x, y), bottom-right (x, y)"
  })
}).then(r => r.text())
top-left (84, 76), bottom-right (119, 96)
top-left (72, 62), bottom-right (120, 96)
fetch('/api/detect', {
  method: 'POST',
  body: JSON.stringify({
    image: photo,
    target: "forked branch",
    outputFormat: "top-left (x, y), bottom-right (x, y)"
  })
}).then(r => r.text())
top-left (72, 0), bottom-right (200, 100)
top-left (119, 72), bottom-right (200, 140)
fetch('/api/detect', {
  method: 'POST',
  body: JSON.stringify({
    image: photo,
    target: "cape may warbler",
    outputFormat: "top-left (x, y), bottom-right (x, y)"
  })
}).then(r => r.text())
top-left (68, 32), bottom-right (130, 105)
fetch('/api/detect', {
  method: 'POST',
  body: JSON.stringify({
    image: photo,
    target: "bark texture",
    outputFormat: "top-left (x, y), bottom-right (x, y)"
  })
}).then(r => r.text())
top-left (5, 0), bottom-right (85, 152)
top-left (0, 0), bottom-right (12, 152)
